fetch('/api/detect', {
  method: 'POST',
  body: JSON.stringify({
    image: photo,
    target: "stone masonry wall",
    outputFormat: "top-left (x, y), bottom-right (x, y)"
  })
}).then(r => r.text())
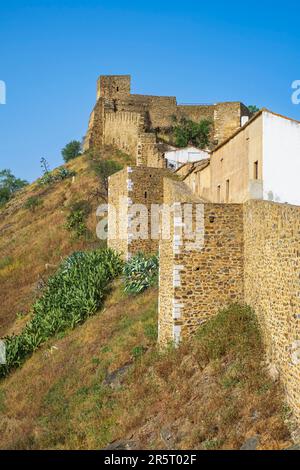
top-left (83, 98), bottom-right (105, 150)
top-left (107, 166), bottom-right (128, 258)
top-left (108, 166), bottom-right (172, 260)
top-left (158, 178), bottom-right (244, 345)
top-left (104, 111), bottom-right (143, 158)
top-left (214, 102), bottom-right (251, 145)
top-left (98, 75), bottom-right (131, 100)
top-left (84, 75), bottom-right (252, 156)
top-left (104, 111), bottom-right (166, 167)
top-left (244, 200), bottom-right (300, 420)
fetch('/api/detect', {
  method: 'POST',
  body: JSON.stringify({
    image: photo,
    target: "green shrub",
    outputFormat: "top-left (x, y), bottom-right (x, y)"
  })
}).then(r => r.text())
top-left (131, 345), bottom-right (145, 359)
top-left (38, 167), bottom-right (76, 186)
top-left (64, 200), bottom-right (92, 239)
top-left (123, 253), bottom-right (159, 295)
top-left (91, 159), bottom-right (123, 200)
top-left (38, 157), bottom-right (76, 187)
top-left (0, 248), bottom-right (123, 378)
top-left (23, 195), bottom-right (43, 212)
top-left (0, 256), bottom-right (13, 270)
top-left (171, 116), bottom-right (212, 148)
top-left (61, 140), bottom-right (82, 162)
top-left (248, 105), bottom-right (260, 114)
top-left (0, 169), bottom-right (28, 207)
top-left (195, 304), bottom-right (260, 361)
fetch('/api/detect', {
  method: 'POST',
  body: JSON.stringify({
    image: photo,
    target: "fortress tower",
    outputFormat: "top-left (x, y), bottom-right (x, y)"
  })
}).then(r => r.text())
top-left (97, 75), bottom-right (131, 100)
top-left (84, 74), bottom-right (252, 168)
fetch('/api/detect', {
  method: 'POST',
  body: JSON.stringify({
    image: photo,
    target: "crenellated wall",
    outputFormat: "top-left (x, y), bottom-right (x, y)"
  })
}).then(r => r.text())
top-left (84, 75), bottom-right (252, 165)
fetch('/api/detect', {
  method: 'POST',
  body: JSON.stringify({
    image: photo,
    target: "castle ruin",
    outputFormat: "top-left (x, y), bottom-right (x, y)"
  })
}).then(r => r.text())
top-left (85, 75), bottom-right (300, 422)
top-left (84, 75), bottom-right (251, 167)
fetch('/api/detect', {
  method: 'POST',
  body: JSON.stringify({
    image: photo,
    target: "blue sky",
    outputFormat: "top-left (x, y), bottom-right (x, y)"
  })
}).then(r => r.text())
top-left (1, 0), bottom-right (300, 182)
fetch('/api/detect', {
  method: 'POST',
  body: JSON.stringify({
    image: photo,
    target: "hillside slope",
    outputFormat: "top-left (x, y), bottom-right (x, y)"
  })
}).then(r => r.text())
top-left (0, 147), bottom-right (294, 450)
top-left (0, 282), bottom-right (293, 450)
top-left (0, 147), bottom-right (133, 336)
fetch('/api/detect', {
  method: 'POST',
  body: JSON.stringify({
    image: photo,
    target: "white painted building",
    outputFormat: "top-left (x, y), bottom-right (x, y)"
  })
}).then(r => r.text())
top-left (164, 146), bottom-right (210, 170)
top-left (262, 111), bottom-right (300, 206)
top-left (208, 109), bottom-right (300, 207)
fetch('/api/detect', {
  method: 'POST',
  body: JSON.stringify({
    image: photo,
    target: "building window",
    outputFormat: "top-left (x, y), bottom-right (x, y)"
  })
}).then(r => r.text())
top-left (226, 179), bottom-right (230, 203)
top-left (217, 185), bottom-right (221, 203)
top-left (144, 191), bottom-right (147, 199)
top-left (254, 161), bottom-right (259, 179)
top-left (116, 86), bottom-right (119, 92)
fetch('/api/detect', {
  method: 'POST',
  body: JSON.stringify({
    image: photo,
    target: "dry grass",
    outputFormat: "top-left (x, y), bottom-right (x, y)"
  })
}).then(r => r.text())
top-left (0, 286), bottom-right (293, 450)
top-left (0, 146), bottom-right (293, 450)
top-left (0, 146), bottom-right (134, 336)
top-left (0, 282), bottom-right (158, 449)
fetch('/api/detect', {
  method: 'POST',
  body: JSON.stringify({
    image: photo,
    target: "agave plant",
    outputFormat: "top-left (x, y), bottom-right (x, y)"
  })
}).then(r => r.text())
top-left (123, 252), bottom-right (159, 295)
top-left (0, 248), bottom-right (123, 378)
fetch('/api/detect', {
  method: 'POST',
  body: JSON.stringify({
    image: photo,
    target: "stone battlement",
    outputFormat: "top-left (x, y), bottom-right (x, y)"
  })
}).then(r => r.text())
top-left (84, 74), bottom-right (252, 166)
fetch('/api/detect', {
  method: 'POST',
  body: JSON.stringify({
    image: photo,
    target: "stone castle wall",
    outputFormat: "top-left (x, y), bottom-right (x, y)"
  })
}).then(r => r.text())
top-left (243, 200), bottom-right (300, 420)
top-left (107, 166), bottom-right (129, 258)
top-left (107, 162), bottom-right (300, 421)
top-left (104, 110), bottom-right (166, 168)
top-left (108, 166), bottom-right (171, 259)
top-left (102, 76), bottom-right (300, 423)
top-left (104, 111), bottom-right (143, 158)
top-left (158, 178), bottom-right (244, 345)
top-left (84, 75), bottom-right (252, 164)
top-left (158, 195), bottom-right (300, 420)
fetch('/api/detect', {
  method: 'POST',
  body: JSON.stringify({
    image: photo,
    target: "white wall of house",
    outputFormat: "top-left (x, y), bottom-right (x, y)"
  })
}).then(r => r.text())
top-left (165, 147), bottom-right (209, 169)
top-left (263, 112), bottom-right (300, 206)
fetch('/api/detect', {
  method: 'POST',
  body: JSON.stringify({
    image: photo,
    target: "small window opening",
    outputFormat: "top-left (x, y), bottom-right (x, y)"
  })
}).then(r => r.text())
top-left (116, 86), bottom-right (119, 92)
top-left (144, 191), bottom-right (147, 199)
top-left (226, 179), bottom-right (230, 203)
top-left (254, 161), bottom-right (259, 179)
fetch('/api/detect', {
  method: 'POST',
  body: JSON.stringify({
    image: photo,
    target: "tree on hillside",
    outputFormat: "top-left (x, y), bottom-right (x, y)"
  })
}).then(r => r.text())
top-left (91, 159), bottom-right (122, 201)
top-left (0, 169), bottom-right (28, 206)
top-left (61, 140), bottom-right (82, 162)
top-left (171, 117), bottom-right (212, 149)
top-left (248, 105), bottom-right (260, 114)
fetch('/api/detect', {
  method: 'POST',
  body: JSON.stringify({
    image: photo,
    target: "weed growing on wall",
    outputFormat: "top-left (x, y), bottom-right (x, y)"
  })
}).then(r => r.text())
top-left (123, 253), bottom-right (159, 295)
top-left (0, 248), bottom-right (123, 378)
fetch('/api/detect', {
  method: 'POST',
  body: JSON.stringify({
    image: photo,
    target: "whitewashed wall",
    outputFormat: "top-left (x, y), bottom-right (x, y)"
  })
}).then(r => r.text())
top-left (263, 112), bottom-right (300, 206)
top-left (165, 147), bottom-right (209, 169)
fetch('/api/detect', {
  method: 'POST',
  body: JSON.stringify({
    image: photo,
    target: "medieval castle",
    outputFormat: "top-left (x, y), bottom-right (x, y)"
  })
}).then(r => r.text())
top-left (85, 75), bottom-right (300, 421)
